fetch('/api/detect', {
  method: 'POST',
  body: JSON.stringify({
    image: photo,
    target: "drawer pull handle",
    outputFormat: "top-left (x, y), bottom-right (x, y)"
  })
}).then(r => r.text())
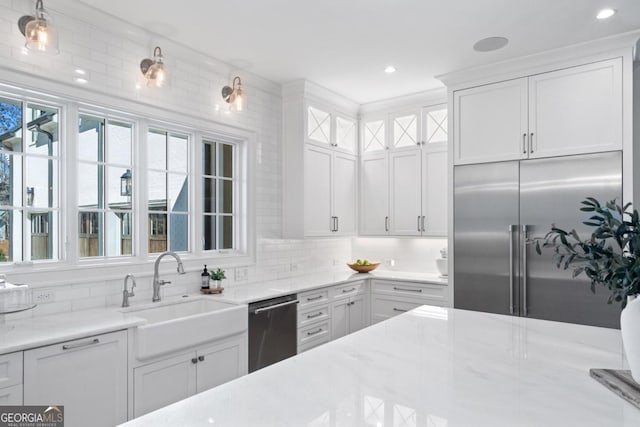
top-left (393, 287), bottom-right (422, 293)
top-left (393, 308), bottom-right (409, 312)
top-left (198, 355), bottom-right (205, 362)
top-left (342, 288), bottom-right (357, 293)
top-left (62, 338), bottom-right (99, 350)
top-left (191, 358), bottom-right (198, 364)
top-left (307, 328), bottom-right (324, 336)
top-left (306, 295), bottom-right (323, 302)
top-left (307, 312), bottom-right (324, 319)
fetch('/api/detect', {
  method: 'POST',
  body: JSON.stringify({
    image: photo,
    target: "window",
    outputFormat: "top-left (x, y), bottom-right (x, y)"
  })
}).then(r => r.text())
top-left (78, 115), bottom-right (133, 257)
top-left (147, 129), bottom-right (189, 253)
top-left (202, 140), bottom-right (235, 251)
top-left (0, 97), bottom-right (59, 262)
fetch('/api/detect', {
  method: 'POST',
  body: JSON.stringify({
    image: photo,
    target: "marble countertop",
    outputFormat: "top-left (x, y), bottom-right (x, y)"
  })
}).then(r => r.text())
top-left (209, 270), bottom-right (447, 304)
top-left (120, 306), bottom-right (640, 427)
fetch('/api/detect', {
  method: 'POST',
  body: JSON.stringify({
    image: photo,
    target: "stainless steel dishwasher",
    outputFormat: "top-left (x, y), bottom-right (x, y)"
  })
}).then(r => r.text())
top-left (248, 294), bottom-right (298, 372)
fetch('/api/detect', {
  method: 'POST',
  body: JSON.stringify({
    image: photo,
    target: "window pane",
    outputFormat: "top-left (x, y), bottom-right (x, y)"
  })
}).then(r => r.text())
top-left (26, 104), bottom-right (58, 157)
top-left (0, 98), bottom-right (23, 152)
top-left (168, 173), bottom-right (188, 212)
top-left (148, 130), bottom-right (167, 170)
top-left (203, 215), bottom-right (216, 250)
top-left (218, 180), bottom-right (233, 214)
top-left (219, 143), bottom-right (233, 178)
top-left (148, 213), bottom-right (167, 253)
top-left (148, 171), bottom-right (167, 211)
top-left (170, 214), bottom-right (188, 252)
top-left (78, 211), bottom-right (102, 257)
top-left (29, 211), bottom-right (55, 260)
top-left (78, 115), bottom-right (104, 162)
top-left (168, 134), bottom-right (188, 173)
top-left (0, 210), bottom-right (21, 262)
top-left (26, 157), bottom-right (57, 208)
top-left (203, 141), bottom-right (215, 176)
top-left (107, 166), bottom-right (132, 210)
top-left (77, 163), bottom-right (102, 209)
top-left (203, 177), bottom-right (216, 213)
top-left (218, 216), bottom-right (233, 250)
top-left (0, 153), bottom-right (22, 207)
top-left (107, 121), bottom-right (132, 165)
top-left (106, 211), bottom-right (131, 256)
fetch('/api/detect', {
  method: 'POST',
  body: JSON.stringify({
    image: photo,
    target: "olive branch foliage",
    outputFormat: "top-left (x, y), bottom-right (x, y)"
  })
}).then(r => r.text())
top-left (534, 198), bottom-right (640, 308)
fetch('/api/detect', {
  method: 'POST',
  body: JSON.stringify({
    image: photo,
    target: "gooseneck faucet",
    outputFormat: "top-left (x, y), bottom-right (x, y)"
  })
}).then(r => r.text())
top-left (122, 274), bottom-right (136, 308)
top-left (152, 251), bottom-right (186, 302)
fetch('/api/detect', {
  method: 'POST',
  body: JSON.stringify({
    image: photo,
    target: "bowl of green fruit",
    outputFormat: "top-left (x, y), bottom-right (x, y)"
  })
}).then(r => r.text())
top-left (347, 259), bottom-right (380, 273)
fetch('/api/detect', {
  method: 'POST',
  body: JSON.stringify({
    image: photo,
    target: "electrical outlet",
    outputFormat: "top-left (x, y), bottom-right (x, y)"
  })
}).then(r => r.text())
top-left (234, 267), bottom-right (248, 282)
top-left (33, 290), bottom-right (55, 303)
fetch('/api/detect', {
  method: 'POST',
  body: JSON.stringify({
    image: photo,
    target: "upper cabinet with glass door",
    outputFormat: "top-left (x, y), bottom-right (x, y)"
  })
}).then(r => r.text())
top-left (305, 104), bottom-right (356, 154)
top-left (391, 111), bottom-right (421, 151)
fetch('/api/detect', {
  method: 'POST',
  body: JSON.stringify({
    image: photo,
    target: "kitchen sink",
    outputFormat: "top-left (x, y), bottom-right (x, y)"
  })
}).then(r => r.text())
top-left (123, 298), bottom-right (247, 360)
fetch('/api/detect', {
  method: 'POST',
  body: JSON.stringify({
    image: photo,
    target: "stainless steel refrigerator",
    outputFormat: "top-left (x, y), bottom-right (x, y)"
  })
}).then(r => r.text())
top-left (454, 151), bottom-right (622, 328)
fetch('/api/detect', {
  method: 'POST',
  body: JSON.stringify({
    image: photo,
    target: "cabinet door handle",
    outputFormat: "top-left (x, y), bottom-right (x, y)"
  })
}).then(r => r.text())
top-left (330, 216), bottom-right (336, 232)
top-left (348, 301), bottom-right (355, 306)
top-left (522, 133), bottom-right (527, 154)
top-left (62, 338), bottom-right (99, 350)
top-left (306, 295), bottom-right (323, 302)
top-left (198, 355), bottom-right (205, 362)
top-left (191, 358), bottom-right (198, 364)
top-left (385, 216), bottom-right (389, 232)
top-left (307, 311), bottom-right (324, 319)
top-left (417, 216), bottom-right (421, 232)
top-left (529, 132), bottom-right (535, 154)
top-left (342, 287), bottom-right (357, 293)
top-left (422, 216), bottom-right (426, 232)
top-left (393, 287), bottom-right (423, 293)
top-left (307, 328), bottom-right (324, 336)
top-left (335, 216), bottom-right (339, 232)
top-left (393, 308), bottom-right (409, 312)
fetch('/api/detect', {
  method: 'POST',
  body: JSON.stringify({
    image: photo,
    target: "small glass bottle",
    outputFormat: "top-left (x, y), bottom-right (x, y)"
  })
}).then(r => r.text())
top-left (201, 265), bottom-right (210, 289)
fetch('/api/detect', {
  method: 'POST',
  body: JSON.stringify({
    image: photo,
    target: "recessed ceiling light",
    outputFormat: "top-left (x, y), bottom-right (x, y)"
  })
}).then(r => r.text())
top-left (74, 77), bottom-right (88, 84)
top-left (384, 66), bottom-right (396, 74)
top-left (74, 68), bottom-right (86, 75)
top-left (473, 36), bottom-right (509, 52)
top-left (596, 8), bottom-right (617, 20)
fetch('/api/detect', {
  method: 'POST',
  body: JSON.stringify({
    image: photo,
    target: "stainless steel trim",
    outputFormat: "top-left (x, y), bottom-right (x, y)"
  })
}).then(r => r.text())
top-left (307, 312), bottom-right (323, 319)
top-left (522, 224), bottom-right (529, 317)
top-left (306, 328), bottom-right (323, 336)
top-left (522, 133), bottom-right (527, 154)
top-left (393, 287), bottom-right (422, 293)
top-left (509, 225), bottom-right (515, 315)
top-left (385, 216), bottom-right (389, 232)
top-left (393, 308), bottom-right (409, 312)
top-left (198, 355), bottom-right (205, 362)
top-left (529, 133), bottom-right (534, 154)
top-left (342, 287), bottom-right (357, 293)
top-left (306, 295), bottom-right (323, 302)
top-left (62, 338), bottom-right (99, 350)
top-left (254, 299), bottom-right (300, 314)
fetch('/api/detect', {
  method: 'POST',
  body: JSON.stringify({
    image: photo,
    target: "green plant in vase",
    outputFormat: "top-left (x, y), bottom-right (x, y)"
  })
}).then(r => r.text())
top-left (210, 268), bottom-right (226, 289)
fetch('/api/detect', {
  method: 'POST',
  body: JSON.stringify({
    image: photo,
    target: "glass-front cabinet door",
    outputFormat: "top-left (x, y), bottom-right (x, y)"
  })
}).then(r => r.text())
top-left (390, 111), bottom-right (420, 151)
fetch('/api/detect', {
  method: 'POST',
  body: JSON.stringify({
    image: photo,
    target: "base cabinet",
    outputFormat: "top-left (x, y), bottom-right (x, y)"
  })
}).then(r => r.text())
top-left (23, 331), bottom-right (127, 427)
top-left (370, 280), bottom-right (448, 324)
top-left (132, 334), bottom-right (247, 418)
top-left (0, 384), bottom-right (22, 404)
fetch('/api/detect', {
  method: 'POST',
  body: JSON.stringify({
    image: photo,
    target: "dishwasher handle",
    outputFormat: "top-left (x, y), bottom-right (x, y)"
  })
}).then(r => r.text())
top-left (253, 299), bottom-right (299, 314)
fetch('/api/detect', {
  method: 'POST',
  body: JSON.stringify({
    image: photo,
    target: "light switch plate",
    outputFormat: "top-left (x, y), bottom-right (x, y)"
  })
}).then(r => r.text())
top-left (234, 267), bottom-right (248, 282)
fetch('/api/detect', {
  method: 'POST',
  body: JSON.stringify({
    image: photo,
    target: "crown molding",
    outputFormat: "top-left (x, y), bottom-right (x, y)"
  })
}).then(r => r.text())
top-left (281, 80), bottom-right (360, 115)
top-left (358, 87), bottom-right (447, 116)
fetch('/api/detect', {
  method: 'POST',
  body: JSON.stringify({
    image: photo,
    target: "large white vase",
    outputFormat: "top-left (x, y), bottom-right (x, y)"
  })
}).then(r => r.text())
top-left (621, 295), bottom-right (640, 382)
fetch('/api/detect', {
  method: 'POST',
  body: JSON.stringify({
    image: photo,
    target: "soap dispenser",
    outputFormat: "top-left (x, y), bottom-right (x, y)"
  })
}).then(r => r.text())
top-left (201, 265), bottom-right (210, 289)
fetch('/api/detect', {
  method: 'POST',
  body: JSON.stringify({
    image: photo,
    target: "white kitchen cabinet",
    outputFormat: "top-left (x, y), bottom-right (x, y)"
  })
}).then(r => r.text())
top-left (422, 146), bottom-right (448, 235)
top-left (332, 152), bottom-right (358, 235)
top-left (0, 351), bottom-right (22, 390)
top-left (330, 281), bottom-right (369, 340)
top-left (528, 58), bottom-right (622, 158)
top-left (132, 334), bottom-right (246, 417)
top-left (389, 150), bottom-right (422, 236)
top-left (304, 145), bottom-right (333, 236)
top-left (370, 280), bottom-right (449, 324)
top-left (453, 58), bottom-right (623, 165)
top-left (24, 331), bottom-right (127, 427)
top-left (391, 111), bottom-right (421, 151)
top-left (0, 384), bottom-right (22, 404)
top-left (335, 115), bottom-right (357, 154)
top-left (361, 118), bottom-right (386, 154)
top-left (360, 153), bottom-right (389, 235)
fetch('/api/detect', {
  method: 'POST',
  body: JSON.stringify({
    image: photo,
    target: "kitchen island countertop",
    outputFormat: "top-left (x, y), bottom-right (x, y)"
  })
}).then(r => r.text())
top-left (119, 306), bottom-right (640, 427)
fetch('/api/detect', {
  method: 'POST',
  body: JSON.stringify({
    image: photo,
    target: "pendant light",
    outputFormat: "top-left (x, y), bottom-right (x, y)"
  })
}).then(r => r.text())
top-left (140, 47), bottom-right (167, 88)
top-left (17, 0), bottom-right (59, 54)
top-left (221, 77), bottom-right (246, 112)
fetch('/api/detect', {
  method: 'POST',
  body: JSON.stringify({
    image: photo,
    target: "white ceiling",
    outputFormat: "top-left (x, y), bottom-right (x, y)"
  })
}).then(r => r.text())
top-left (77, 0), bottom-right (640, 104)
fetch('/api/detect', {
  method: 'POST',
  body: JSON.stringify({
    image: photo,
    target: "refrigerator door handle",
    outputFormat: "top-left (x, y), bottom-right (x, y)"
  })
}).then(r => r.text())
top-left (509, 225), bottom-right (516, 315)
top-left (522, 224), bottom-right (529, 317)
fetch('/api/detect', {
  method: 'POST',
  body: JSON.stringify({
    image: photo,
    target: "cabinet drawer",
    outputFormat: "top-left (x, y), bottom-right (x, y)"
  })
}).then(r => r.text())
top-left (298, 321), bottom-right (330, 348)
top-left (372, 280), bottom-right (447, 303)
top-left (371, 295), bottom-right (424, 324)
top-left (331, 281), bottom-right (366, 299)
top-left (0, 352), bottom-right (22, 389)
top-left (0, 384), bottom-right (22, 405)
top-left (298, 288), bottom-right (329, 308)
top-left (298, 304), bottom-right (330, 328)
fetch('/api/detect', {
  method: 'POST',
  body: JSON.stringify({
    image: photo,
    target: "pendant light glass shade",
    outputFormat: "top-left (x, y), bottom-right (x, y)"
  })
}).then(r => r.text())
top-left (18, 0), bottom-right (59, 54)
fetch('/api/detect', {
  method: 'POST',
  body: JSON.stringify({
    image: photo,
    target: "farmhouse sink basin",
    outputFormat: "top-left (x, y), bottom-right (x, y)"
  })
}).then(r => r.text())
top-left (123, 298), bottom-right (248, 360)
